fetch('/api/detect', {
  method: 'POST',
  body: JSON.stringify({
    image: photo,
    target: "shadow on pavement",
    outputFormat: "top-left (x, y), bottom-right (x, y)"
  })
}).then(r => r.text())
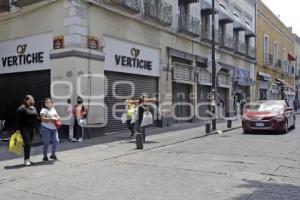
top-left (4, 161), bottom-right (55, 170)
top-left (232, 180), bottom-right (300, 200)
top-left (0, 120), bottom-right (234, 163)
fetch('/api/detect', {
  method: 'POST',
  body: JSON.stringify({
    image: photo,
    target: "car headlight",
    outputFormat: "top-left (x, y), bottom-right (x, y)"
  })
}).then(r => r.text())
top-left (273, 115), bottom-right (285, 121)
top-left (242, 116), bottom-right (250, 121)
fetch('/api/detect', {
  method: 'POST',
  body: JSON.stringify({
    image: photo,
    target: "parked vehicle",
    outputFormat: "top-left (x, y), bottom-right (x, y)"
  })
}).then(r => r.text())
top-left (242, 100), bottom-right (296, 134)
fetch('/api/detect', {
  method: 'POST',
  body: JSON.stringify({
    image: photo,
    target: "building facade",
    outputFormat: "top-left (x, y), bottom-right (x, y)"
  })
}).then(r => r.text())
top-left (0, 0), bottom-right (256, 136)
top-left (256, 0), bottom-right (295, 106)
top-left (294, 35), bottom-right (300, 108)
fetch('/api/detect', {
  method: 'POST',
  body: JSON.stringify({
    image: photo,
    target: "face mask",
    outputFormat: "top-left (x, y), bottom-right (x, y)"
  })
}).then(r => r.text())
top-left (29, 101), bottom-right (35, 106)
top-left (77, 99), bottom-right (83, 104)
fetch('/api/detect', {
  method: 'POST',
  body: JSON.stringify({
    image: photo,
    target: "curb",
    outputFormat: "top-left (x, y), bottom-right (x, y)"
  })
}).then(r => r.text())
top-left (205, 126), bottom-right (242, 136)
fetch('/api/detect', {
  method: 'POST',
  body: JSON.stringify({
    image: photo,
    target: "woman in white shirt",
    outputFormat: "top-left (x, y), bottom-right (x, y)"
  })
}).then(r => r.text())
top-left (40, 98), bottom-right (60, 161)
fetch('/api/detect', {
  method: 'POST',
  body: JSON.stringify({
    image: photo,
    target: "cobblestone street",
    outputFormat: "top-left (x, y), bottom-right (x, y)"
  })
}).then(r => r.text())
top-left (0, 120), bottom-right (299, 200)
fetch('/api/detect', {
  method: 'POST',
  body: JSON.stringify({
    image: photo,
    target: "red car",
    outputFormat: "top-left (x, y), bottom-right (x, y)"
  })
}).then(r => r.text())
top-left (242, 100), bottom-right (296, 134)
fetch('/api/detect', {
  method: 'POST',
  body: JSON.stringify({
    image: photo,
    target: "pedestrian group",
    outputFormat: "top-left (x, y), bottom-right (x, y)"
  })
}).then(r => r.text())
top-left (16, 95), bottom-right (87, 166)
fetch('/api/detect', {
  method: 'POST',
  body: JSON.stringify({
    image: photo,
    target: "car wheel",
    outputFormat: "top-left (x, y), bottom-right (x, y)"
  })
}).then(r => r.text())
top-left (242, 129), bottom-right (249, 134)
top-left (291, 117), bottom-right (296, 130)
top-left (282, 121), bottom-right (289, 134)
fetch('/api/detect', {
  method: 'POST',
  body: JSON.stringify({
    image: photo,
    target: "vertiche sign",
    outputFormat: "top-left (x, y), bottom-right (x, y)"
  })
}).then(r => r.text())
top-left (0, 33), bottom-right (52, 74)
top-left (103, 36), bottom-right (160, 77)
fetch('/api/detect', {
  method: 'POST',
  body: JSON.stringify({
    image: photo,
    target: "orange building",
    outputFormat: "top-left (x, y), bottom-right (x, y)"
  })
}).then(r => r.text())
top-left (256, 0), bottom-right (296, 105)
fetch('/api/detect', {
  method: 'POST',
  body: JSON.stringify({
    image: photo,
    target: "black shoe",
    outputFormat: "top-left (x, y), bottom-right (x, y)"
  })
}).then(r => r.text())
top-left (50, 155), bottom-right (58, 161)
top-left (43, 157), bottom-right (49, 162)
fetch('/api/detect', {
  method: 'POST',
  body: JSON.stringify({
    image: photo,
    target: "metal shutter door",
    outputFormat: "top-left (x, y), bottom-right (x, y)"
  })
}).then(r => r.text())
top-left (197, 85), bottom-right (211, 118)
top-left (0, 70), bottom-right (50, 130)
top-left (104, 72), bottom-right (158, 133)
top-left (172, 82), bottom-right (191, 123)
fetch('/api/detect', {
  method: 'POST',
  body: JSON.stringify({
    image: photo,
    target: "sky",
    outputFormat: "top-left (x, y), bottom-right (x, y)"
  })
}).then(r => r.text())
top-left (261, 0), bottom-right (300, 36)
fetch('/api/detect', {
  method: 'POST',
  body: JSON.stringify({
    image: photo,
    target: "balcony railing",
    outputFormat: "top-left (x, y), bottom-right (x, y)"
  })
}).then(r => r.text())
top-left (219, 33), bottom-right (234, 50)
top-left (178, 16), bottom-right (200, 37)
top-left (144, 0), bottom-right (172, 26)
top-left (110, 0), bottom-right (141, 13)
top-left (246, 46), bottom-right (256, 59)
top-left (201, 26), bottom-right (219, 43)
top-left (234, 39), bottom-right (246, 55)
top-left (264, 53), bottom-right (273, 66)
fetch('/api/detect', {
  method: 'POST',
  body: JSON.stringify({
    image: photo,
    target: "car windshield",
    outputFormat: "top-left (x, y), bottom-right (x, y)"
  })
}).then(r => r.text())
top-left (248, 101), bottom-right (283, 112)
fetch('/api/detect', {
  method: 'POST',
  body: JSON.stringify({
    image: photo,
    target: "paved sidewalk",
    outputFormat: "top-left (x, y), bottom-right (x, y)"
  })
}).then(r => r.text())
top-left (0, 120), bottom-right (241, 163)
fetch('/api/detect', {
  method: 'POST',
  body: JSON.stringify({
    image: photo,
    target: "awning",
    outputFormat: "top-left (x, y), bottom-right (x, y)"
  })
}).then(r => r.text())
top-left (218, 11), bottom-right (234, 24)
top-left (257, 72), bottom-right (271, 81)
top-left (179, 0), bottom-right (199, 5)
top-left (276, 78), bottom-right (295, 91)
top-left (219, 62), bottom-right (234, 71)
top-left (201, 0), bottom-right (218, 16)
top-left (233, 21), bottom-right (246, 32)
top-left (245, 30), bottom-right (256, 38)
top-left (288, 53), bottom-right (296, 61)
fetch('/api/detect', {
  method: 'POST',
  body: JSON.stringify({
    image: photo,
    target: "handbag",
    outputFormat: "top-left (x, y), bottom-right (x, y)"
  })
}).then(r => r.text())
top-left (54, 119), bottom-right (63, 129)
top-left (141, 111), bottom-right (153, 127)
top-left (78, 118), bottom-right (87, 126)
top-left (9, 130), bottom-right (24, 156)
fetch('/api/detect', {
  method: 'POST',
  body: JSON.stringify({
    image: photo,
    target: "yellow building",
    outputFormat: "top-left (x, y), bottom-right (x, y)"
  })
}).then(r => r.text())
top-left (256, 0), bottom-right (295, 105)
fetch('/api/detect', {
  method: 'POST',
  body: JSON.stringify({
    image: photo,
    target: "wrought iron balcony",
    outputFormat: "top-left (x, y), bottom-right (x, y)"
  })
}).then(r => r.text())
top-left (178, 15), bottom-right (200, 37)
top-left (234, 39), bottom-right (246, 55)
top-left (110, 0), bottom-right (141, 13)
top-left (144, 0), bottom-right (172, 26)
top-left (246, 45), bottom-right (256, 60)
top-left (219, 33), bottom-right (234, 50)
top-left (264, 53), bottom-right (273, 66)
top-left (201, 26), bottom-right (219, 43)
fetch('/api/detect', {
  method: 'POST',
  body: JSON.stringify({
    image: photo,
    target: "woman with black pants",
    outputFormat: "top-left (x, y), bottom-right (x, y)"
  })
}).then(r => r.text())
top-left (16, 95), bottom-right (38, 166)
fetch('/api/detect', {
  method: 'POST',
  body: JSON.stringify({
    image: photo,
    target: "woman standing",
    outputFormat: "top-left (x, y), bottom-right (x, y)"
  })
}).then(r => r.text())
top-left (40, 98), bottom-right (60, 161)
top-left (72, 96), bottom-right (87, 142)
top-left (16, 95), bottom-right (38, 166)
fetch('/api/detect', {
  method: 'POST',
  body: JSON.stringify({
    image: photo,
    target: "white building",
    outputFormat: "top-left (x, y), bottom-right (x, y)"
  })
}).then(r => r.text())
top-left (0, 0), bottom-right (256, 136)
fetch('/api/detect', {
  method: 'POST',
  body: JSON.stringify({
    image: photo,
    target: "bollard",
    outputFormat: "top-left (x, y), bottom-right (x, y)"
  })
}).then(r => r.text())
top-left (227, 120), bottom-right (232, 128)
top-left (135, 133), bottom-right (144, 149)
top-left (205, 123), bottom-right (211, 134)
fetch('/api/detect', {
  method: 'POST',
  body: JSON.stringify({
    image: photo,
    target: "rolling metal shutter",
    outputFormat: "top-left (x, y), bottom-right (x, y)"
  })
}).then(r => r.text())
top-left (0, 70), bottom-right (50, 130)
top-left (104, 72), bottom-right (158, 133)
top-left (172, 82), bottom-right (192, 123)
top-left (197, 85), bottom-right (211, 118)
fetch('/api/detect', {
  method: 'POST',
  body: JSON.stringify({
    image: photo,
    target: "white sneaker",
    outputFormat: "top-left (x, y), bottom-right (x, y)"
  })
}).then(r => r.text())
top-left (71, 138), bottom-right (78, 142)
top-left (24, 159), bottom-right (31, 166)
top-left (78, 138), bottom-right (83, 142)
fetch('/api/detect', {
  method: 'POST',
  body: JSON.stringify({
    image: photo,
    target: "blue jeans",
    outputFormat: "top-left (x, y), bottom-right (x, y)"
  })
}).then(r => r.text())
top-left (135, 122), bottom-right (146, 141)
top-left (40, 125), bottom-right (59, 157)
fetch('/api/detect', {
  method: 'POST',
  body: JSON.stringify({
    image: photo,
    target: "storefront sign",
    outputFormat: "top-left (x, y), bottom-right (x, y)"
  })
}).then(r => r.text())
top-left (0, 33), bottom-right (52, 74)
top-left (88, 36), bottom-right (99, 50)
top-left (233, 67), bottom-right (252, 86)
top-left (53, 36), bottom-right (64, 49)
top-left (103, 36), bottom-right (160, 77)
